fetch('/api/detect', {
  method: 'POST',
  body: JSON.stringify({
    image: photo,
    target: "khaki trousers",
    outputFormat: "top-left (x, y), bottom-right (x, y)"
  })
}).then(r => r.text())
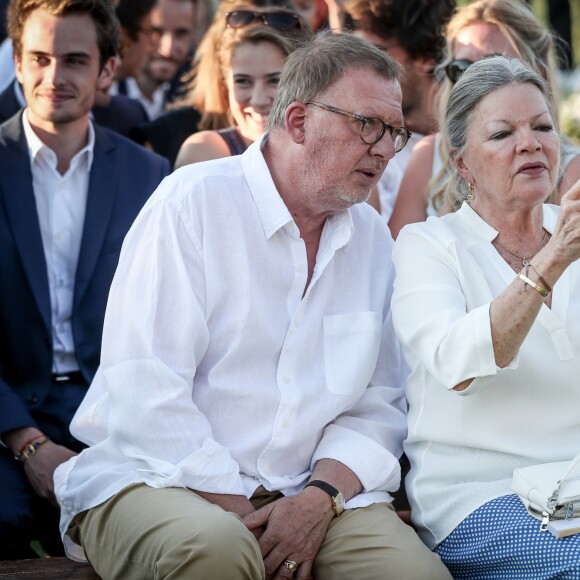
top-left (71, 483), bottom-right (451, 580)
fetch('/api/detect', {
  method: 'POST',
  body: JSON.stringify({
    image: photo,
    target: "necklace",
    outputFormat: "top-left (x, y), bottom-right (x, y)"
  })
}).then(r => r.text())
top-left (494, 229), bottom-right (548, 267)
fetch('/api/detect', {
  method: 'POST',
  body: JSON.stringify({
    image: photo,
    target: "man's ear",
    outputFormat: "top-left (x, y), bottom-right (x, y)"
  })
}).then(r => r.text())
top-left (96, 56), bottom-right (118, 92)
top-left (284, 101), bottom-right (307, 144)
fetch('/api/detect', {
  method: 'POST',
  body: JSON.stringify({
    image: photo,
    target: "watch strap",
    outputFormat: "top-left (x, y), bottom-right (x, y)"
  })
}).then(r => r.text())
top-left (305, 480), bottom-right (344, 515)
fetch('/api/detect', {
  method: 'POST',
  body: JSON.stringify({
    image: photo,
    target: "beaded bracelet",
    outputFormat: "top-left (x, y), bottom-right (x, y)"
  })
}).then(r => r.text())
top-left (15, 435), bottom-right (50, 462)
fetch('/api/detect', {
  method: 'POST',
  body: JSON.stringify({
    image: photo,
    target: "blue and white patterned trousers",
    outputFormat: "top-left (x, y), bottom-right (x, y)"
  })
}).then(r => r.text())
top-left (435, 494), bottom-right (580, 579)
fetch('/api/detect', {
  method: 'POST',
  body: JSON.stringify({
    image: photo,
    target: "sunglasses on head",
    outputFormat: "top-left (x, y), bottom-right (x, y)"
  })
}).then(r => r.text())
top-left (225, 10), bottom-right (302, 30)
top-left (444, 59), bottom-right (473, 83)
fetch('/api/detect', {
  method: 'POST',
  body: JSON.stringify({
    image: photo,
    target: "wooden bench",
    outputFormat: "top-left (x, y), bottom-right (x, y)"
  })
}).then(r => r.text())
top-left (0, 557), bottom-right (99, 579)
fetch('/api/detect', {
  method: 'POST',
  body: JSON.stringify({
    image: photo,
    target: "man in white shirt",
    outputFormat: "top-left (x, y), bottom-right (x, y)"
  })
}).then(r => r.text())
top-left (343, 0), bottom-right (455, 220)
top-left (0, 0), bottom-right (169, 560)
top-left (55, 32), bottom-right (451, 579)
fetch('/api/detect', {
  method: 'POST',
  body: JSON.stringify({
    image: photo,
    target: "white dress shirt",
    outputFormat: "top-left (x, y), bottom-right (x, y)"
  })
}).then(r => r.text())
top-left (55, 134), bottom-right (407, 559)
top-left (110, 77), bottom-right (169, 120)
top-left (392, 203), bottom-right (580, 549)
top-left (23, 112), bottom-right (95, 373)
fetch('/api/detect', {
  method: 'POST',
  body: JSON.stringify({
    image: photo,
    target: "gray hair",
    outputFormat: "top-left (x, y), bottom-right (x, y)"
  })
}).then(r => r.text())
top-left (268, 30), bottom-right (401, 129)
top-left (444, 55), bottom-right (557, 211)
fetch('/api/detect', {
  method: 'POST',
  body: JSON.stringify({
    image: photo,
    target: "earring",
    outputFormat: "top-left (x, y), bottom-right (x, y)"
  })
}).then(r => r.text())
top-left (466, 181), bottom-right (475, 203)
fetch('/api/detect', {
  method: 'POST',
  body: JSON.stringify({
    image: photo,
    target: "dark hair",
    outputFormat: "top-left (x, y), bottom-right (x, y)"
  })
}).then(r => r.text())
top-left (8, 0), bottom-right (119, 67)
top-left (115, 0), bottom-right (156, 42)
top-left (342, 0), bottom-right (455, 62)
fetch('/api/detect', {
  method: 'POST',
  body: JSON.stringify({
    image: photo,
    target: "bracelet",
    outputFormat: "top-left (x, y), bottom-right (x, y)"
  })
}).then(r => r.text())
top-left (15, 435), bottom-right (50, 462)
top-left (518, 272), bottom-right (550, 298)
top-left (526, 263), bottom-right (552, 294)
top-left (18, 434), bottom-right (45, 454)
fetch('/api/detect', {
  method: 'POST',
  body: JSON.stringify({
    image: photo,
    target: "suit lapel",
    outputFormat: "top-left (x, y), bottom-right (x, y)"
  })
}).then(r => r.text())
top-left (74, 125), bottom-right (117, 308)
top-left (0, 114), bottom-right (51, 333)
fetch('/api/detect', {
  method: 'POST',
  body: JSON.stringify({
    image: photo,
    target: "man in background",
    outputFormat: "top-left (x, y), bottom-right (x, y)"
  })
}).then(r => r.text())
top-left (0, 0), bottom-right (169, 559)
top-left (134, 0), bottom-right (197, 119)
top-left (343, 0), bottom-right (455, 220)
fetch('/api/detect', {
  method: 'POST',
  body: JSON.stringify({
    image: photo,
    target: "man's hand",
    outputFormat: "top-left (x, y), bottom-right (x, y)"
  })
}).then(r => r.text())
top-left (195, 491), bottom-right (264, 539)
top-left (243, 487), bottom-right (335, 580)
top-left (23, 441), bottom-right (77, 507)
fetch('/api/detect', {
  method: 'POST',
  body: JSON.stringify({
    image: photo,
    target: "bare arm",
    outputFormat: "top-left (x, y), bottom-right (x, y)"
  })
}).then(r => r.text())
top-left (388, 135), bottom-right (435, 239)
top-left (455, 182), bottom-right (580, 391)
top-left (174, 130), bottom-right (231, 169)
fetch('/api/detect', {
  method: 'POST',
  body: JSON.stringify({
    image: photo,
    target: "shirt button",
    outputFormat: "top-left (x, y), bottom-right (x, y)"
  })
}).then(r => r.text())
top-left (294, 319), bottom-right (301, 328)
top-left (283, 376), bottom-right (291, 384)
top-left (297, 265), bottom-right (305, 273)
top-left (28, 395), bottom-right (39, 405)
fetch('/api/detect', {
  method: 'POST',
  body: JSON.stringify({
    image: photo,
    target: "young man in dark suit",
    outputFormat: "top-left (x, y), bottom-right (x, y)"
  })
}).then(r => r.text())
top-left (0, 0), bottom-right (170, 559)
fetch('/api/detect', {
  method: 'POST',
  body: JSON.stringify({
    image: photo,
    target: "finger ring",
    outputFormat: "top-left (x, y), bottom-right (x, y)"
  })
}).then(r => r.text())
top-left (283, 559), bottom-right (298, 573)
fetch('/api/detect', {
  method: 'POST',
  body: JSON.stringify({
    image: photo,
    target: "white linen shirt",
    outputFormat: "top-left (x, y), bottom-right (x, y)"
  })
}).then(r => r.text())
top-left (392, 202), bottom-right (580, 549)
top-left (55, 135), bottom-right (407, 559)
top-left (23, 112), bottom-right (95, 373)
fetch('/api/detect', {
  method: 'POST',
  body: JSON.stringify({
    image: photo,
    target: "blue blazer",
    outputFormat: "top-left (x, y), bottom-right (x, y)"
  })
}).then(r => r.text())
top-left (0, 112), bottom-right (170, 436)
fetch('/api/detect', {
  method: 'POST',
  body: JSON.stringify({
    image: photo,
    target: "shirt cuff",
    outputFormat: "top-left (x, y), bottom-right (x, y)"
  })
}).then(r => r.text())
top-left (311, 424), bottom-right (401, 492)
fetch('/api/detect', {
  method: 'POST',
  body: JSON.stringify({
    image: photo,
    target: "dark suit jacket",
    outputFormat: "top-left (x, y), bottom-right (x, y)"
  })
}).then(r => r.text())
top-left (0, 80), bottom-right (149, 140)
top-left (0, 112), bottom-right (170, 436)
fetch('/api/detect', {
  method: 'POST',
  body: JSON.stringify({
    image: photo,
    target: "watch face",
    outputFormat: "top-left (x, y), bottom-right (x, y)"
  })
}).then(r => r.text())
top-left (334, 492), bottom-right (345, 514)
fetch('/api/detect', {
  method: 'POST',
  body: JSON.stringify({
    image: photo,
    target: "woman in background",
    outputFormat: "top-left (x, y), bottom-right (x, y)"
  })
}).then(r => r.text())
top-left (137, 0), bottom-right (308, 166)
top-left (175, 18), bottom-right (309, 167)
top-left (388, 0), bottom-right (580, 239)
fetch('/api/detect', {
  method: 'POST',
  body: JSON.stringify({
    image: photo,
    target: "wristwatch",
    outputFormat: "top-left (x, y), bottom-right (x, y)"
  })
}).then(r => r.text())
top-left (305, 480), bottom-right (345, 516)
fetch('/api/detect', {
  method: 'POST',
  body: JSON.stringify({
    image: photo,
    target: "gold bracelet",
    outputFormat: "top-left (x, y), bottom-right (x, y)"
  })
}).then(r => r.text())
top-left (518, 272), bottom-right (550, 298)
top-left (526, 263), bottom-right (552, 294)
top-left (15, 436), bottom-right (50, 462)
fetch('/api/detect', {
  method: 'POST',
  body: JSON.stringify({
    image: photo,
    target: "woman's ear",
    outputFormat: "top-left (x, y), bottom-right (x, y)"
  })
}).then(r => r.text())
top-left (453, 150), bottom-right (472, 185)
top-left (284, 101), bottom-right (308, 144)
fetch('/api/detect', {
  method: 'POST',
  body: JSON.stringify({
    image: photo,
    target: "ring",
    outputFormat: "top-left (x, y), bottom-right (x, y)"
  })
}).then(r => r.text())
top-left (283, 559), bottom-right (298, 573)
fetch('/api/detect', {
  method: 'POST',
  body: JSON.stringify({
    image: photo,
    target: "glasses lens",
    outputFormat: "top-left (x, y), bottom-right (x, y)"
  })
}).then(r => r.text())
top-left (392, 128), bottom-right (409, 153)
top-left (445, 59), bottom-right (472, 83)
top-left (360, 117), bottom-right (383, 144)
top-left (264, 12), bottom-right (301, 29)
top-left (226, 11), bottom-right (258, 28)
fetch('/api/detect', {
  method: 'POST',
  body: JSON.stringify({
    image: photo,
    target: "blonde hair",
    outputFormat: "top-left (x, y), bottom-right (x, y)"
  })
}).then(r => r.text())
top-left (428, 0), bottom-right (558, 212)
top-left (178, 1), bottom-right (310, 130)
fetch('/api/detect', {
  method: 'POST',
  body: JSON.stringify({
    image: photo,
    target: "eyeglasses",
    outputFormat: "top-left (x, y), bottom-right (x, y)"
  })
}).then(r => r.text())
top-left (444, 59), bottom-right (473, 83)
top-left (225, 10), bottom-right (302, 30)
top-left (304, 101), bottom-right (411, 153)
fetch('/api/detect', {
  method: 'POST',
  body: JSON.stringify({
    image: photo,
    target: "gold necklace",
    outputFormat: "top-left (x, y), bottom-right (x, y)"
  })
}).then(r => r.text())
top-left (494, 229), bottom-right (548, 267)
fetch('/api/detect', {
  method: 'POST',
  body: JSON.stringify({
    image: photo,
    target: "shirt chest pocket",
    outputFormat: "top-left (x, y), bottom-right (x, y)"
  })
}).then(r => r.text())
top-left (323, 311), bottom-right (381, 396)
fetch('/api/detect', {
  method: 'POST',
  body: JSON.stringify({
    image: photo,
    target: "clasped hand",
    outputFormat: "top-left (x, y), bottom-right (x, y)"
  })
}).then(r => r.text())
top-left (244, 489), bottom-right (335, 580)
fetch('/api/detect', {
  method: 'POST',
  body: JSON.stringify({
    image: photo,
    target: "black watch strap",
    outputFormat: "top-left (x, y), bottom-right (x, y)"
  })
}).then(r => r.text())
top-left (305, 480), bottom-right (344, 515)
top-left (305, 479), bottom-right (339, 497)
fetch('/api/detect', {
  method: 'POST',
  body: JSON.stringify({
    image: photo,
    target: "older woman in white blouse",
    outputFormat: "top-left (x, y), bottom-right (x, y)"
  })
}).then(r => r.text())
top-left (392, 55), bottom-right (580, 579)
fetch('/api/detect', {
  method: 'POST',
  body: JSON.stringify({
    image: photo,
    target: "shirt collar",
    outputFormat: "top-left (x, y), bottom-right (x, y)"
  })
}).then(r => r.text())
top-left (241, 133), bottom-right (355, 245)
top-left (22, 110), bottom-right (95, 170)
top-left (241, 133), bottom-right (295, 239)
top-left (456, 200), bottom-right (557, 242)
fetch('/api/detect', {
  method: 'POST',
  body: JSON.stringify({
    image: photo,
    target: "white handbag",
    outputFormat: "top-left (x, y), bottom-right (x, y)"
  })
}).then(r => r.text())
top-left (512, 454), bottom-right (580, 533)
